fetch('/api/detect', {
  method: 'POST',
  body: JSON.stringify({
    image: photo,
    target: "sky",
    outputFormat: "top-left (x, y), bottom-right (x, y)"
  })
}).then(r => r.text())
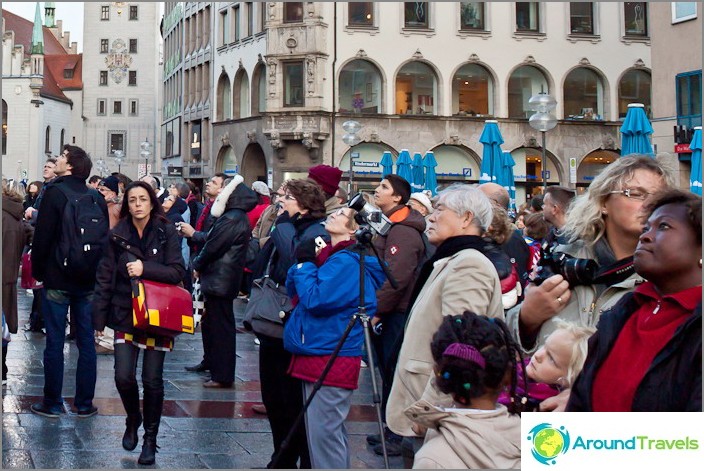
top-left (4, 2), bottom-right (86, 53)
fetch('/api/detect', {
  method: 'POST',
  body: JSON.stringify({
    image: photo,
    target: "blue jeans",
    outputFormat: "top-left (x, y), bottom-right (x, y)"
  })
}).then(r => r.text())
top-left (42, 289), bottom-right (97, 410)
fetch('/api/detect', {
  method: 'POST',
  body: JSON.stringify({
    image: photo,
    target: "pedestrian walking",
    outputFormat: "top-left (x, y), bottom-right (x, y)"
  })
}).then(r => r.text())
top-left (92, 181), bottom-right (186, 464)
top-left (30, 145), bottom-right (109, 419)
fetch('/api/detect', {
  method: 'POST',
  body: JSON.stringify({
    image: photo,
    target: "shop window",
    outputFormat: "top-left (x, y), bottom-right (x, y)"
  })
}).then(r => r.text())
top-left (507, 65), bottom-right (549, 118)
top-left (284, 62), bottom-right (304, 107)
top-left (618, 69), bottom-right (651, 118)
top-left (339, 59), bottom-right (382, 114)
top-left (516, 2), bottom-right (540, 32)
top-left (624, 2), bottom-right (648, 36)
top-left (349, 2), bottom-right (373, 27)
top-left (395, 61), bottom-right (438, 115)
top-left (563, 68), bottom-right (604, 120)
top-left (460, 2), bottom-right (485, 30)
top-left (452, 63), bottom-right (493, 116)
top-left (404, 2), bottom-right (429, 28)
top-left (570, 2), bottom-right (594, 34)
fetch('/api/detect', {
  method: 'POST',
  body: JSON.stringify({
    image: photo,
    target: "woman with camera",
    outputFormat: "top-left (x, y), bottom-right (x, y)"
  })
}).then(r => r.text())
top-left (284, 206), bottom-right (385, 468)
top-left (506, 155), bottom-right (673, 410)
top-left (254, 179), bottom-right (329, 469)
top-left (93, 181), bottom-right (186, 465)
top-left (567, 189), bottom-right (701, 411)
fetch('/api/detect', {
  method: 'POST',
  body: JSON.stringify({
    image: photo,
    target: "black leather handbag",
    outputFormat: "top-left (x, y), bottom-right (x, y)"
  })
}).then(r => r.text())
top-left (242, 248), bottom-right (292, 339)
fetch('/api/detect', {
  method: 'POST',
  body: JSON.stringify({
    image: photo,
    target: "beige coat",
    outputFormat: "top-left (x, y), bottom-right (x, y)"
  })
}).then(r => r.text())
top-left (386, 248), bottom-right (504, 437)
top-left (405, 400), bottom-right (521, 469)
top-left (506, 240), bottom-right (643, 355)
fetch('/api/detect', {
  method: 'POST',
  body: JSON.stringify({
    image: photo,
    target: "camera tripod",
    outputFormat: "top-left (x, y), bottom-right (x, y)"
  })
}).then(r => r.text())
top-left (270, 228), bottom-right (397, 469)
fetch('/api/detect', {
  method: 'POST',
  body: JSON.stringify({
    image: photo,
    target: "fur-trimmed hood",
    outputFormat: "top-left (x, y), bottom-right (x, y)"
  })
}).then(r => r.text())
top-left (211, 174), bottom-right (258, 217)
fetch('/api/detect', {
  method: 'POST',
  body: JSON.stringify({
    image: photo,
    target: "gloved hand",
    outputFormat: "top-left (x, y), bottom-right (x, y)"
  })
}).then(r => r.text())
top-left (295, 238), bottom-right (318, 264)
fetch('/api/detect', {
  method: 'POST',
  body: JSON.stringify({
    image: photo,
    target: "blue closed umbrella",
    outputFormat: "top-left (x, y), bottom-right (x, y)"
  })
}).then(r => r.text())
top-left (411, 152), bottom-right (425, 191)
top-left (380, 151), bottom-right (394, 178)
top-left (620, 103), bottom-right (654, 157)
top-left (690, 127), bottom-right (702, 195)
top-left (396, 149), bottom-right (413, 184)
top-left (498, 151), bottom-right (517, 211)
top-left (423, 151), bottom-right (438, 196)
top-left (479, 120), bottom-right (505, 183)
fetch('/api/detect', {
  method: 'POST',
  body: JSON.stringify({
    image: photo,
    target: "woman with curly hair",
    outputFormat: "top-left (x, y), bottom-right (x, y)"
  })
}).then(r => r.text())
top-left (405, 311), bottom-right (522, 469)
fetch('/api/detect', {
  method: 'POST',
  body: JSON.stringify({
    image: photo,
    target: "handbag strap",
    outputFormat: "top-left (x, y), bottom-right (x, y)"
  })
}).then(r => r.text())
top-left (264, 246), bottom-right (277, 277)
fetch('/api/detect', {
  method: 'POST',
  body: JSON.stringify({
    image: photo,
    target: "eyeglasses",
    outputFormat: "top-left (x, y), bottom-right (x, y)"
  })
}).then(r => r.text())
top-left (334, 208), bottom-right (351, 218)
top-left (609, 188), bottom-right (651, 201)
top-left (283, 194), bottom-right (297, 201)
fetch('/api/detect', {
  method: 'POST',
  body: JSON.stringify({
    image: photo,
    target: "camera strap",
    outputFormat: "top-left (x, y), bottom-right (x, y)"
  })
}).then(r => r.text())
top-left (592, 256), bottom-right (635, 286)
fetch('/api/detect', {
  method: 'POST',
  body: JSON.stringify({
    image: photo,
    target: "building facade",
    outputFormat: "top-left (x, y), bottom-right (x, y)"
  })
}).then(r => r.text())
top-left (207, 2), bottom-right (654, 204)
top-left (82, 2), bottom-right (161, 179)
top-left (2, 4), bottom-right (81, 181)
top-left (649, 1), bottom-right (701, 187)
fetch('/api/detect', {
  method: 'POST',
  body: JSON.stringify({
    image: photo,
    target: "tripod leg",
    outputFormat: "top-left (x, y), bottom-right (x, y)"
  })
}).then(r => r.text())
top-left (360, 316), bottom-right (390, 469)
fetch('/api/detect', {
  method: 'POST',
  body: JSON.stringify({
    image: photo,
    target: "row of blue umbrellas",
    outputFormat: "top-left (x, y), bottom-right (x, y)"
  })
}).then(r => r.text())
top-left (381, 149), bottom-right (438, 195)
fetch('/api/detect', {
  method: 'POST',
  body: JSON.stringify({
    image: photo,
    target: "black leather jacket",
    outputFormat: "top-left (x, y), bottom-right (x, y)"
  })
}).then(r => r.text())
top-left (192, 179), bottom-right (258, 299)
top-left (92, 216), bottom-right (185, 333)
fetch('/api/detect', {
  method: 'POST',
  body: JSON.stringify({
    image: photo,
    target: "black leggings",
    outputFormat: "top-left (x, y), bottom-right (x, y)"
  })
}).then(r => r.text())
top-left (114, 343), bottom-right (165, 415)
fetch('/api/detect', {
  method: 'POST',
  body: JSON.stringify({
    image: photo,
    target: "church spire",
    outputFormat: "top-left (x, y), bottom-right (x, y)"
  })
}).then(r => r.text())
top-left (45, 2), bottom-right (56, 28)
top-left (31, 2), bottom-right (44, 54)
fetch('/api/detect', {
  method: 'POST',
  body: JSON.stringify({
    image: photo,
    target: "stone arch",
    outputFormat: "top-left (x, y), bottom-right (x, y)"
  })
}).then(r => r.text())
top-left (241, 143), bottom-right (267, 185)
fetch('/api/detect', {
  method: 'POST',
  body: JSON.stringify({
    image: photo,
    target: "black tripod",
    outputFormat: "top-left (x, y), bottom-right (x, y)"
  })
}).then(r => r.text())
top-left (271, 228), bottom-right (397, 469)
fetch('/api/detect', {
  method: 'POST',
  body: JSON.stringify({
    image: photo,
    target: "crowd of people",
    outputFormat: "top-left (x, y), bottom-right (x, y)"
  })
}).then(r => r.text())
top-left (1, 145), bottom-right (701, 469)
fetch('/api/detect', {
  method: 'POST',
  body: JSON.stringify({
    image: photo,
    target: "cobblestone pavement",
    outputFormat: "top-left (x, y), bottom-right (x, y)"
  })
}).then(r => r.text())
top-left (2, 286), bottom-right (403, 469)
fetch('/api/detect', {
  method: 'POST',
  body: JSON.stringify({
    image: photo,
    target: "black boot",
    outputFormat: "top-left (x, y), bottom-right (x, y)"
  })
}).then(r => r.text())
top-left (138, 390), bottom-right (163, 465)
top-left (122, 413), bottom-right (142, 451)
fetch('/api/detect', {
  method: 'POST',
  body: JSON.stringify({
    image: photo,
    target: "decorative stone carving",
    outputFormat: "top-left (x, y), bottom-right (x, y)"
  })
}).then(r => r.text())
top-left (257, 53), bottom-right (264, 64)
top-left (601, 135), bottom-right (616, 150)
top-left (524, 134), bottom-right (538, 148)
top-left (268, 130), bottom-right (283, 149)
top-left (302, 132), bottom-right (315, 149)
top-left (634, 58), bottom-right (646, 68)
top-left (105, 39), bottom-right (132, 84)
top-left (445, 135), bottom-right (461, 146)
top-left (268, 2), bottom-right (276, 21)
top-left (412, 49), bottom-right (424, 60)
top-left (238, 59), bottom-right (244, 70)
top-left (246, 130), bottom-right (257, 143)
top-left (523, 55), bottom-right (536, 64)
top-left (579, 57), bottom-right (591, 66)
top-left (220, 131), bottom-right (230, 147)
top-left (267, 57), bottom-right (277, 96)
top-left (467, 54), bottom-right (480, 62)
top-left (286, 36), bottom-right (298, 49)
top-left (306, 56), bottom-right (316, 95)
top-left (355, 49), bottom-right (368, 59)
top-left (369, 131), bottom-right (381, 143)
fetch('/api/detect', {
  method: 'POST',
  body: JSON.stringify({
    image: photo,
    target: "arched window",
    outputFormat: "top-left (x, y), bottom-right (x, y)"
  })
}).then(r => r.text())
top-left (452, 63), bottom-right (494, 116)
top-left (45, 126), bottom-right (51, 154)
top-left (618, 69), bottom-right (651, 118)
top-left (251, 64), bottom-right (266, 116)
top-left (395, 61), bottom-right (438, 115)
top-left (2, 100), bottom-right (7, 155)
top-left (564, 67), bottom-right (605, 120)
top-left (508, 65), bottom-right (549, 119)
top-left (60, 129), bottom-right (65, 149)
top-left (339, 59), bottom-right (383, 114)
top-left (216, 73), bottom-right (231, 121)
top-left (233, 69), bottom-right (250, 118)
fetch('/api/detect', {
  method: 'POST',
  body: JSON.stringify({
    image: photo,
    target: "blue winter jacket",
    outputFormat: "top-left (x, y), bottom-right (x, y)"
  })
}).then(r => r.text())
top-left (284, 249), bottom-right (386, 357)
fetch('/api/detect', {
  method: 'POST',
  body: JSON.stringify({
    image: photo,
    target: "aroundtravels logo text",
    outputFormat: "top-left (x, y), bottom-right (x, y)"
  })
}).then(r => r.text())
top-left (526, 422), bottom-right (700, 465)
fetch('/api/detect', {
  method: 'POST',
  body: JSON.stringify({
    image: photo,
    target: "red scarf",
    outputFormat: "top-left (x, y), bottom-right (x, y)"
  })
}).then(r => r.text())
top-left (195, 198), bottom-right (214, 232)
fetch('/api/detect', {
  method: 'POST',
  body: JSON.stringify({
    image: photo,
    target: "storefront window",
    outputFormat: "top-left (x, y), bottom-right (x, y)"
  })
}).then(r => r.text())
top-left (216, 73), bottom-right (231, 120)
top-left (507, 66), bottom-right (549, 119)
top-left (404, 2), bottom-right (429, 28)
top-left (618, 69), bottom-right (651, 118)
top-left (349, 2), bottom-right (373, 26)
top-left (395, 62), bottom-right (437, 115)
top-left (576, 151), bottom-right (619, 188)
top-left (624, 2), bottom-right (648, 36)
top-left (284, 62), bottom-right (304, 107)
top-left (339, 60), bottom-right (382, 114)
top-left (570, 2), bottom-right (594, 34)
top-left (563, 67), bottom-right (604, 120)
top-left (219, 146), bottom-right (238, 175)
top-left (452, 63), bottom-right (493, 116)
top-left (459, 2), bottom-right (485, 30)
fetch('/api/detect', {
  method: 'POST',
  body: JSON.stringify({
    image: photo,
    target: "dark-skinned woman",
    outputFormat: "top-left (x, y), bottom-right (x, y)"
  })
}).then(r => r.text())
top-left (567, 189), bottom-right (701, 411)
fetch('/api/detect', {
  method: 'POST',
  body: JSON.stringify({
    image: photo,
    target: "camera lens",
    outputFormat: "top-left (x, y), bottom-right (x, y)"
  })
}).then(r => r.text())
top-left (561, 258), bottom-right (598, 286)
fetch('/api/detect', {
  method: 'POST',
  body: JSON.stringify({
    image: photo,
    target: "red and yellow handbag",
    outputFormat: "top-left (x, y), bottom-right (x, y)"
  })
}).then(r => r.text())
top-left (131, 278), bottom-right (194, 337)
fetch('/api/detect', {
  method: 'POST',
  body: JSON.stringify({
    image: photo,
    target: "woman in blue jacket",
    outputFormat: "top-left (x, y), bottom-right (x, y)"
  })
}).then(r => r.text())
top-left (285, 206), bottom-right (386, 469)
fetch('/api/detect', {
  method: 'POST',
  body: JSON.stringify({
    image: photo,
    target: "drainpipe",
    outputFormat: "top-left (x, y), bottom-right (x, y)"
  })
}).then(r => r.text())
top-left (331, 2), bottom-right (338, 167)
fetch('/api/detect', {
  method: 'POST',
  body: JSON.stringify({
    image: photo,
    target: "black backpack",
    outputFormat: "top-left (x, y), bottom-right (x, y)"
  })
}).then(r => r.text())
top-left (55, 185), bottom-right (109, 281)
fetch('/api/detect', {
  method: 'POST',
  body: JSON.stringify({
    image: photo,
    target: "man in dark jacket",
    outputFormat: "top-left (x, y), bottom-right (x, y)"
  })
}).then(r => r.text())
top-left (191, 176), bottom-right (258, 388)
top-left (30, 145), bottom-right (109, 418)
top-left (368, 174), bottom-right (427, 455)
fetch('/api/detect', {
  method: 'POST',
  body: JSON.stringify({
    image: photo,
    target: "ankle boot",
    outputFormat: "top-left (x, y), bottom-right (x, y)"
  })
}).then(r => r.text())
top-left (122, 413), bottom-right (142, 451)
top-left (138, 389), bottom-right (163, 465)
top-left (138, 435), bottom-right (158, 465)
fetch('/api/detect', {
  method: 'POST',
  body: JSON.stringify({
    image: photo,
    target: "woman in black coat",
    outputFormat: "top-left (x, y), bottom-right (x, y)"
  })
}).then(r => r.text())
top-left (93, 181), bottom-right (185, 465)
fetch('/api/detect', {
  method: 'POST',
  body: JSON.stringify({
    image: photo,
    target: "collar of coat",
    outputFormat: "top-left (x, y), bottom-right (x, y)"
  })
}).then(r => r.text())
top-left (211, 174), bottom-right (244, 217)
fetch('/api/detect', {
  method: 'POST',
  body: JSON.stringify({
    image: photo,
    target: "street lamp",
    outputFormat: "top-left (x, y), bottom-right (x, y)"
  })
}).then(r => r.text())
top-left (113, 149), bottom-right (124, 174)
top-left (342, 120), bottom-right (362, 194)
top-left (528, 93), bottom-right (558, 191)
top-left (140, 139), bottom-right (151, 178)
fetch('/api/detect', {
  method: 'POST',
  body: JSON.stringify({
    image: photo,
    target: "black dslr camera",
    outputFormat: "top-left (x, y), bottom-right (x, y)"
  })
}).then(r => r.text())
top-left (532, 241), bottom-right (598, 287)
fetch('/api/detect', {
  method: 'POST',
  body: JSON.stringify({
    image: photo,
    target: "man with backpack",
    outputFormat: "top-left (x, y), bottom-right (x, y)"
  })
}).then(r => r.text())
top-left (367, 174), bottom-right (427, 456)
top-left (31, 145), bottom-right (109, 418)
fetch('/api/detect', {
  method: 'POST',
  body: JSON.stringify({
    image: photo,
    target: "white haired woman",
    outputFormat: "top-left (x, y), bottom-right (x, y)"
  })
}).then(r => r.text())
top-left (506, 155), bottom-right (674, 410)
top-left (385, 184), bottom-right (504, 463)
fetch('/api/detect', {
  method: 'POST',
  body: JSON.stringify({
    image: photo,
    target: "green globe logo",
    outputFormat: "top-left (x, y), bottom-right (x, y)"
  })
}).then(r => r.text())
top-left (527, 423), bottom-right (571, 465)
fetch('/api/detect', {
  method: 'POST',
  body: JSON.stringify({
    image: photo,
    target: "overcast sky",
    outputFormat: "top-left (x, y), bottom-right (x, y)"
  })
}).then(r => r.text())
top-left (4, 2), bottom-right (85, 52)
